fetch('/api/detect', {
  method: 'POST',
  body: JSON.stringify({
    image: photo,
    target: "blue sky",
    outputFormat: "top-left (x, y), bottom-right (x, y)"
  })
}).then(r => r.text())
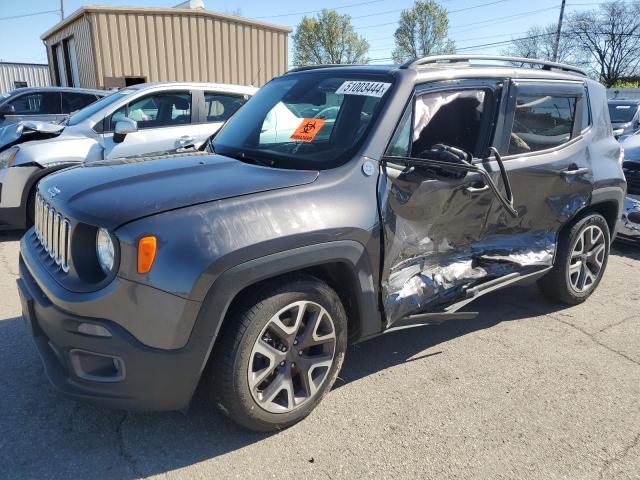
top-left (0, 0), bottom-right (600, 66)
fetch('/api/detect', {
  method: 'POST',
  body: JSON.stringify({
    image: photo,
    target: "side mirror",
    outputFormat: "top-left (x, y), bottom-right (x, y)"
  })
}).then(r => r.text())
top-left (113, 118), bottom-right (138, 144)
top-left (0, 103), bottom-right (15, 118)
top-left (613, 128), bottom-right (625, 139)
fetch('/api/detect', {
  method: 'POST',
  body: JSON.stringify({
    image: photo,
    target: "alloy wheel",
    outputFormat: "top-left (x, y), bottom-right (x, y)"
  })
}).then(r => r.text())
top-left (248, 300), bottom-right (336, 413)
top-left (567, 224), bottom-right (607, 293)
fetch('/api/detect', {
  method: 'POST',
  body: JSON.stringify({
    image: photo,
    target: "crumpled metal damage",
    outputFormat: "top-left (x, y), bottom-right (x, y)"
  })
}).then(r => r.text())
top-left (383, 230), bottom-right (555, 321)
top-left (618, 196), bottom-right (640, 242)
top-left (0, 120), bottom-right (64, 152)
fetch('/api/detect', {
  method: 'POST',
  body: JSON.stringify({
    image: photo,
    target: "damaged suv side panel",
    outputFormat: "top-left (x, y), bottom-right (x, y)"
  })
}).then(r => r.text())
top-left (379, 77), bottom-right (609, 324)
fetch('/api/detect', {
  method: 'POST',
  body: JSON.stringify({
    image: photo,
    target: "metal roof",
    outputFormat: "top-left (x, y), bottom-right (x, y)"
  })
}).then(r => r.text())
top-left (41, 5), bottom-right (292, 40)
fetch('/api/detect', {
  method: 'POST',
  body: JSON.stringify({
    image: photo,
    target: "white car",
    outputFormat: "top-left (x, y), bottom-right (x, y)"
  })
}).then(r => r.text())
top-left (0, 82), bottom-right (256, 229)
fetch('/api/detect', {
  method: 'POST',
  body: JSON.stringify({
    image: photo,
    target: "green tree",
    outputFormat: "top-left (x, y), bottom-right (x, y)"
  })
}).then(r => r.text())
top-left (292, 10), bottom-right (369, 66)
top-left (392, 0), bottom-right (455, 63)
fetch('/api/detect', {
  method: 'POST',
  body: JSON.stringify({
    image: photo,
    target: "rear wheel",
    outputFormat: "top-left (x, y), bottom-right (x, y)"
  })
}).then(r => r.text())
top-left (538, 213), bottom-right (610, 304)
top-left (211, 275), bottom-right (347, 432)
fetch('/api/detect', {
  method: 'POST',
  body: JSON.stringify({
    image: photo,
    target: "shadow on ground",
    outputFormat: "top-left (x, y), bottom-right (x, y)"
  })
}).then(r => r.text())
top-left (0, 282), bottom-right (568, 479)
top-left (612, 241), bottom-right (640, 261)
top-left (0, 230), bottom-right (24, 243)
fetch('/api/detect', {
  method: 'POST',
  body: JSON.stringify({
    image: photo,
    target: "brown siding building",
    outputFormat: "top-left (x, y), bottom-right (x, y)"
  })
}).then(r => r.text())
top-left (41, 5), bottom-right (291, 89)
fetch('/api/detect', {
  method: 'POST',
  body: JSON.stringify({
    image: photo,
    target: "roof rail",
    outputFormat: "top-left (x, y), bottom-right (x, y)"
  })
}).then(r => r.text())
top-left (400, 55), bottom-right (587, 76)
top-left (286, 64), bottom-right (362, 73)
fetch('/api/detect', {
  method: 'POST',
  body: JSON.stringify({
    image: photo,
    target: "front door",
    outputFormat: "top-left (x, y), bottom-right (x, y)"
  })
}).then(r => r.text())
top-left (102, 90), bottom-right (196, 159)
top-left (379, 80), bottom-right (504, 323)
top-left (481, 79), bottom-right (594, 277)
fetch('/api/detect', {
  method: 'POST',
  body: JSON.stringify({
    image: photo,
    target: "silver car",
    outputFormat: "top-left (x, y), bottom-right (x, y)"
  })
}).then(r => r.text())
top-left (0, 82), bottom-right (256, 229)
top-left (0, 86), bottom-right (106, 128)
top-left (608, 99), bottom-right (640, 137)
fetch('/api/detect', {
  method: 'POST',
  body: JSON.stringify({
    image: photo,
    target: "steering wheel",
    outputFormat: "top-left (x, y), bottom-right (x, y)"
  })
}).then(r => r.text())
top-left (313, 107), bottom-right (338, 120)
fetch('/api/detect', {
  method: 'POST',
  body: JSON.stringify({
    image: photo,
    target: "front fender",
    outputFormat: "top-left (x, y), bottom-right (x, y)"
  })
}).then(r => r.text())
top-left (186, 240), bottom-right (383, 372)
top-left (15, 137), bottom-right (102, 167)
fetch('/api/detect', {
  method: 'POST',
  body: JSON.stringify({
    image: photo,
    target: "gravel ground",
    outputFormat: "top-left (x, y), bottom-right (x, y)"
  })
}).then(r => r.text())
top-left (1, 230), bottom-right (639, 480)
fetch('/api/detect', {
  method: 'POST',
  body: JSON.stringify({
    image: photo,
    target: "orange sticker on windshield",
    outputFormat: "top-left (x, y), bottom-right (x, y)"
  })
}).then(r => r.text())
top-left (290, 118), bottom-right (326, 143)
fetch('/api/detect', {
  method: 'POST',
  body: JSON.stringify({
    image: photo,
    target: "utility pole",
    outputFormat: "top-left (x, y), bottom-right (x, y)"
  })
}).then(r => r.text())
top-left (60, 0), bottom-right (65, 19)
top-left (552, 0), bottom-right (566, 62)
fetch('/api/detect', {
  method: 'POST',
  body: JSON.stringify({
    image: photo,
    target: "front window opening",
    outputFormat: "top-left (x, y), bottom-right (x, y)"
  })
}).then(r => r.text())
top-left (213, 74), bottom-right (394, 170)
top-left (411, 90), bottom-right (489, 158)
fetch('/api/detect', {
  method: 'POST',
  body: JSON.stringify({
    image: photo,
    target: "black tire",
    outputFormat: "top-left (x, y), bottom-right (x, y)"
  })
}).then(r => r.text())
top-left (538, 213), bottom-right (610, 305)
top-left (26, 189), bottom-right (36, 228)
top-left (210, 274), bottom-right (348, 432)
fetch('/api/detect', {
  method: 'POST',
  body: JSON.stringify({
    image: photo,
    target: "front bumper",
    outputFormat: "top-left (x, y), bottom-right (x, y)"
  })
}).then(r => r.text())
top-left (617, 195), bottom-right (640, 244)
top-left (17, 248), bottom-right (211, 411)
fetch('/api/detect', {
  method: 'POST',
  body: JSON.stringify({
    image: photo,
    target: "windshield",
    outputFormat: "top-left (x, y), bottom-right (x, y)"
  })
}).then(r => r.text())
top-left (608, 103), bottom-right (639, 123)
top-left (67, 89), bottom-right (132, 126)
top-left (213, 73), bottom-right (394, 169)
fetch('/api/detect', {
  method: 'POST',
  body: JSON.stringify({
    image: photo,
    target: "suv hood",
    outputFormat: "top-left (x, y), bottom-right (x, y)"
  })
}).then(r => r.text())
top-left (0, 120), bottom-right (64, 151)
top-left (39, 153), bottom-right (319, 230)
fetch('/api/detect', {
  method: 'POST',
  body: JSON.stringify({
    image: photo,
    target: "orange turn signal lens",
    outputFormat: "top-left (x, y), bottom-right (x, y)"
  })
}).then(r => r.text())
top-left (137, 236), bottom-right (157, 274)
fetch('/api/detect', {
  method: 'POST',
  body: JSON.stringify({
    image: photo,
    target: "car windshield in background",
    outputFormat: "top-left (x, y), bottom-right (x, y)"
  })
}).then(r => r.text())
top-left (213, 73), bottom-right (394, 169)
top-left (67, 90), bottom-right (132, 126)
top-left (608, 103), bottom-right (638, 123)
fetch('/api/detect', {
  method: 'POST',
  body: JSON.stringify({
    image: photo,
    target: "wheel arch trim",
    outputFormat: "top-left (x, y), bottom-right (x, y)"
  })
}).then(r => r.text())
top-left (190, 240), bottom-right (383, 378)
top-left (585, 186), bottom-right (625, 237)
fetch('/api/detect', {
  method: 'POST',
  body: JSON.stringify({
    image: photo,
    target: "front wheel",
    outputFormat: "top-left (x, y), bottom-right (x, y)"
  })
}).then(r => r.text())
top-left (538, 213), bottom-right (610, 305)
top-left (210, 275), bottom-right (347, 432)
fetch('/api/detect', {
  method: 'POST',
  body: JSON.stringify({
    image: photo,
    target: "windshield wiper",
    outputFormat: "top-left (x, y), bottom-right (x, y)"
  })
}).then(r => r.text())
top-left (225, 150), bottom-right (274, 167)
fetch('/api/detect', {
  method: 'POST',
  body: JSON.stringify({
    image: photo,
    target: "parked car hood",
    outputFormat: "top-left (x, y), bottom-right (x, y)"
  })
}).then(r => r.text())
top-left (0, 120), bottom-right (65, 152)
top-left (39, 153), bottom-right (319, 230)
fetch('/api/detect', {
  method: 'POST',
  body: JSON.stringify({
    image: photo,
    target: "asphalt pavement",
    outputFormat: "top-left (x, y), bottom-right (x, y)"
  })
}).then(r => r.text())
top-left (1, 230), bottom-right (639, 480)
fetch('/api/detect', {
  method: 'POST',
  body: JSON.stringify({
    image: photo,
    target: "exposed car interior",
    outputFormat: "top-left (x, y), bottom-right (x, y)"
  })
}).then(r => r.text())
top-left (111, 93), bottom-right (192, 129)
top-left (412, 89), bottom-right (491, 159)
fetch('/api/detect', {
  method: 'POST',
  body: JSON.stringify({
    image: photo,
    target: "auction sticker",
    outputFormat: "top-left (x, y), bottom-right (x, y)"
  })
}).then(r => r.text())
top-left (290, 118), bottom-right (326, 142)
top-left (336, 81), bottom-right (391, 97)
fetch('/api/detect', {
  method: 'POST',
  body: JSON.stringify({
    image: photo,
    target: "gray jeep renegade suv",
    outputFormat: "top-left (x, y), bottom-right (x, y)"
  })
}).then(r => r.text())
top-left (17, 56), bottom-right (626, 431)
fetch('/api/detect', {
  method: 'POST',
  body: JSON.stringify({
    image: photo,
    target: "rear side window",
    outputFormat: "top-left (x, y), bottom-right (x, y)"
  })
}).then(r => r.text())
top-left (580, 89), bottom-right (591, 132)
top-left (509, 94), bottom-right (577, 155)
top-left (204, 93), bottom-right (248, 122)
top-left (61, 92), bottom-right (99, 114)
top-left (7, 92), bottom-right (61, 115)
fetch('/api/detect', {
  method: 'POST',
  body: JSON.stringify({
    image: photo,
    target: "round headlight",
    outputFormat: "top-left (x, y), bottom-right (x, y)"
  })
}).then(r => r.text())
top-left (96, 228), bottom-right (115, 274)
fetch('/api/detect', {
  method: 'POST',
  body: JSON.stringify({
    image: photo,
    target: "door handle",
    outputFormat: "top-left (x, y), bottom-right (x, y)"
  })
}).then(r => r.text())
top-left (176, 136), bottom-right (196, 146)
top-left (464, 181), bottom-right (490, 194)
top-left (560, 167), bottom-right (590, 178)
